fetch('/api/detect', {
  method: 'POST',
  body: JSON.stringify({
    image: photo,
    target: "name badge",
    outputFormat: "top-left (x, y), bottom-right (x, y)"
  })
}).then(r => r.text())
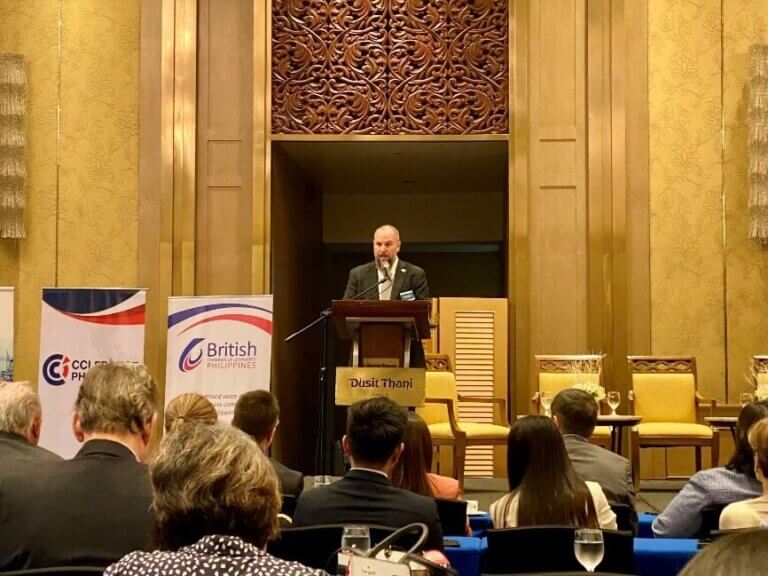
top-left (399, 290), bottom-right (416, 301)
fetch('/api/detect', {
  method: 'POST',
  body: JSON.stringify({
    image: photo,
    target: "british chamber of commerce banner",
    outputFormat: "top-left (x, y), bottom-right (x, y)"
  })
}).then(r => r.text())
top-left (0, 287), bottom-right (13, 381)
top-left (165, 296), bottom-right (273, 422)
top-left (38, 288), bottom-right (146, 457)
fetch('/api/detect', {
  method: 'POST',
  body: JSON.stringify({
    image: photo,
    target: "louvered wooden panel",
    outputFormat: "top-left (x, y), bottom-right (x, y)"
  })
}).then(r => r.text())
top-left (438, 298), bottom-right (508, 479)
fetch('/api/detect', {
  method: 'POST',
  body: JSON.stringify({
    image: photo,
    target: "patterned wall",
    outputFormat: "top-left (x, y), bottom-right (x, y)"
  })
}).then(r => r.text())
top-left (272, 0), bottom-right (508, 134)
top-left (649, 0), bottom-right (768, 401)
top-left (0, 0), bottom-right (139, 382)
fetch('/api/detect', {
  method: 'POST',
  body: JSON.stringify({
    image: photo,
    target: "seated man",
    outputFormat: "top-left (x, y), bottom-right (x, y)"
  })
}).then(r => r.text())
top-left (0, 381), bottom-right (61, 481)
top-left (0, 362), bottom-right (158, 570)
top-left (292, 396), bottom-right (443, 549)
top-left (551, 388), bottom-right (638, 534)
top-left (232, 390), bottom-right (304, 499)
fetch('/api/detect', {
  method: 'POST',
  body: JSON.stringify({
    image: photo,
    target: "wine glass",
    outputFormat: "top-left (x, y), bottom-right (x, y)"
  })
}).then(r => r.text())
top-left (740, 392), bottom-right (754, 408)
top-left (341, 525), bottom-right (370, 554)
top-left (541, 391), bottom-right (554, 417)
top-left (574, 528), bottom-right (604, 573)
top-left (607, 391), bottom-right (621, 416)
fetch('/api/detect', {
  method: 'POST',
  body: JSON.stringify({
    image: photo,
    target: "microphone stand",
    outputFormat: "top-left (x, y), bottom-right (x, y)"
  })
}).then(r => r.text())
top-left (284, 277), bottom-right (388, 475)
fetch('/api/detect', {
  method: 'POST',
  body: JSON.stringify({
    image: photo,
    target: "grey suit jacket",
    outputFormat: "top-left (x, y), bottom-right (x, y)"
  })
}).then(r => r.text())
top-left (563, 434), bottom-right (638, 534)
top-left (343, 260), bottom-right (429, 301)
top-left (0, 432), bottom-right (62, 483)
top-left (272, 459), bottom-right (304, 499)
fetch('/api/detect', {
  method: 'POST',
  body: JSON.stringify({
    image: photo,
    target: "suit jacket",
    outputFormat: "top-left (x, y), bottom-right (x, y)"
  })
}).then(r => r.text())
top-left (0, 439), bottom-right (154, 570)
top-left (343, 260), bottom-right (429, 301)
top-left (563, 434), bottom-right (638, 533)
top-left (292, 469), bottom-right (444, 549)
top-left (0, 431), bottom-right (62, 483)
top-left (272, 458), bottom-right (304, 499)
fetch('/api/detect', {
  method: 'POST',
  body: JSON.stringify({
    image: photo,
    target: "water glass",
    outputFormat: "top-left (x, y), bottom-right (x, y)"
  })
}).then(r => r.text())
top-left (342, 525), bottom-right (371, 554)
top-left (607, 391), bottom-right (621, 415)
top-left (740, 392), bottom-right (754, 408)
top-left (541, 391), bottom-right (554, 417)
top-left (574, 528), bottom-right (604, 573)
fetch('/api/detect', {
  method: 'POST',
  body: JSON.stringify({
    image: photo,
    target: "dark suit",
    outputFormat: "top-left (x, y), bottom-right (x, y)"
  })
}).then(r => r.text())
top-left (563, 434), bottom-right (638, 534)
top-left (343, 260), bottom-right (429, 301)
top-left (0, 431), bottom-right (62, 482)
top-left (292, 469), bottom-right (443, 549)
top-left (0, 439), bottom-right (153, 570)
top-left (273, 458), bottom-right (304, 498)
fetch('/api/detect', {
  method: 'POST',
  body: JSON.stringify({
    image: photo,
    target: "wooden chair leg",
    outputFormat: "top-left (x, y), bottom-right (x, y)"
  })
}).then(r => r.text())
top-left (711, 428), bottom-right (720, 468)
top-left (631, 429), bottom-right (640, 489)
top-left (695, 446), bottom-right (702, 471)
top-left (453, 438), bottom-right (467, 491)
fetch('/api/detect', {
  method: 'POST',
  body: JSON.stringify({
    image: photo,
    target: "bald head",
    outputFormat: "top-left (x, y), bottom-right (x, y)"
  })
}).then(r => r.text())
top-left (373, 225), bottom-right (401, 267)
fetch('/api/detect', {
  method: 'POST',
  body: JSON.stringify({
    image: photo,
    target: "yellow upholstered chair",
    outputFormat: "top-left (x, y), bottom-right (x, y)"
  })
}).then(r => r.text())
top-left (418, 354), bottom-right (510, 489)
top-left (533, 355), bottom-right (611, 449)
top-left (628, 356), bottom-right (718, 487)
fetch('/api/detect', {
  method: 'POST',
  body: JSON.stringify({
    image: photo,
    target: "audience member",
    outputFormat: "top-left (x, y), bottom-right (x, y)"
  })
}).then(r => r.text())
top-left (392, 412), bottom-right (461, 500)
top-left (232, 390), bottom-right (304, 499)
top-left (551, 388), bottom-right (637, 533)
top-left (653, 401), bottom-right (768, 537)
top-left (105, 423), bottom-right (321, 576)
top-left (164, 392), bottom-right (218, 433)
top-left (490, 415), bottom-right (616, 529)
top-left (720, 418), bottom-right (768, 529)
top-left (292, 396), bottom-right (444, 549)
top-left (0, 380), bottom-right (61, 480)
top-left (679, 529), bottom-right (768, 576)
top-left (0, 362), bottom-right (158, 570)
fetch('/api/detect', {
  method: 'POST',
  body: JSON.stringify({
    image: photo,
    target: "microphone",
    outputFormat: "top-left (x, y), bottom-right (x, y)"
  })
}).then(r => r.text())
top-left (350, 276), bottom-right (388, 300)
top-left (380, 265), bottom-right (391, 282)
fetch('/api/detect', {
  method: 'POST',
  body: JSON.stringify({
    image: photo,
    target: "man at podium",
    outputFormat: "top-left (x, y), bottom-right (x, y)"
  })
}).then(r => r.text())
top-left (343, 224), bottom-right (429, 301)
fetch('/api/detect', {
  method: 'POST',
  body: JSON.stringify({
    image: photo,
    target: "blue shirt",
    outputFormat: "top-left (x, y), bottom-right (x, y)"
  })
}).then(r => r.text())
top-left (652, 467), bottom-right (762, 538)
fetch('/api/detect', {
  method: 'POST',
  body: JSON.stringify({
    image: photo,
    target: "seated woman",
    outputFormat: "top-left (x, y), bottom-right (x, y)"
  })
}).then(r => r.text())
top-left (490, 415), bottom-right (616, 529)
top-left (391, 412), bottom-right (461, 500)
top-left (720, 418), bottom-right (768, 530)
top-left (164, 392), bottom-right (218, 433)
top-left (105, 423), bottom-right (321, 576)
top-left (652, 401), bottom-right (768, 538)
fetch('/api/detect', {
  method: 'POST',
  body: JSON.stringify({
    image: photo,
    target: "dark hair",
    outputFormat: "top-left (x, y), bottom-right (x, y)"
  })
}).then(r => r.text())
top-left (232, 390), bottom-right (279, 442)
top-left (725, 401), bottom-right (768, 477)
top-left (679, 530), bottom-right (768, 576)
top-left (499, 415), bottom-right (598, 528)
top-left (391, 412), bottom-right (435, 497)
top-left (346, 396), bottom-right (407, 465)
top-left (551, 389), bottom-right (598, 438)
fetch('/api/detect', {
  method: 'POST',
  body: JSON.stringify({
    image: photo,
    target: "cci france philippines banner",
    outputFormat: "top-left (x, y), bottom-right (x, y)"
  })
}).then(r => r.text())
top-left (0, 287), bottom-right (13, 381)
top-left (38, 288), bottom-right (147, 457)
top-left (165, 296), bottom-right (273, 422)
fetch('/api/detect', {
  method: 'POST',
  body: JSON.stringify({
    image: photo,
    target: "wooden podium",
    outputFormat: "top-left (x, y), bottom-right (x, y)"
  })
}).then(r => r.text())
top-left (331, 300), bottom-right (430, 406)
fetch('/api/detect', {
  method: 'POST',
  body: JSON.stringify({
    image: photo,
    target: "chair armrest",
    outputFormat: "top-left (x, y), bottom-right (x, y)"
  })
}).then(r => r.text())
top-left (457, 395), bottom-right (510, 427)
top-left (424, 397), bottom-right (465, 439)
top-left (696, 392), bottom-right (717, 417)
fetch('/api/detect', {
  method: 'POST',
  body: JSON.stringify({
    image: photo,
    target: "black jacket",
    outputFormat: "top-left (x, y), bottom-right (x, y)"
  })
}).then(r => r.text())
top-left (343, 260), bottom-right (429, 301)
top-left (292, 469), bottom-right (443, 550)
top-left (0, 431), bottom-right (62, 483)
top-left (0, 439), bottom-right (153, 570)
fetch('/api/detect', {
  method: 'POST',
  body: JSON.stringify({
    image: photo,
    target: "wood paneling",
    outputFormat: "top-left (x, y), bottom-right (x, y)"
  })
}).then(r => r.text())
top-left (197, 0), bottom-right (253, 295)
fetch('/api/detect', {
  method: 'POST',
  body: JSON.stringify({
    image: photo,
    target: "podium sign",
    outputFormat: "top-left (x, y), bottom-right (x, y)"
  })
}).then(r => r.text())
top-left (336, 367), bottom-right (425, 406)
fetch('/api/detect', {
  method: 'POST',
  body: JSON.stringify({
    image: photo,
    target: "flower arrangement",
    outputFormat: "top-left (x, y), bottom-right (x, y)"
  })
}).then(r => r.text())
top-left (568, 355), bottom-right (606, 402)
top-left (745, 363), bottom-right (768, 401)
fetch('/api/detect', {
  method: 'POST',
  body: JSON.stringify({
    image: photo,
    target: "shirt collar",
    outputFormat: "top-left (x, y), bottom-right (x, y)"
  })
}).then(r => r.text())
top-left (349, 466), bottom-right (390, 479)
top-left (180, 535), bottom-right (263, 558)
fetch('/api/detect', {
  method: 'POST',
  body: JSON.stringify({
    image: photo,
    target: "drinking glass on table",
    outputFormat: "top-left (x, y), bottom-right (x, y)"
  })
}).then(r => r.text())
top-left (740, 392), bottom-right (754, 408)
top-left (574, 528), bottom-right (604, 573)
top-left (541, 391), bottom-right (554, 417)
top-left (341, 525), bottom-right (371, 554)
top-left (607, 391), bottom-right (621, 415)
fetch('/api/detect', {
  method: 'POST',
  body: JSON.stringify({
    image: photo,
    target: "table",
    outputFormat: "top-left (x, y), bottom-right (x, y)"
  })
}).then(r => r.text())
top-left (638, 512), bottom-right (656, 538)
top-left (468, 513), bottom-right (492, 536)
top-left (442, 536), bottom-right (699, 576)
top-left (633, 538), bottom-right (699, 576)
top-left (705, 416), bottom-right (738, 441)
top-left (598, 414), bottom-right (643, 454)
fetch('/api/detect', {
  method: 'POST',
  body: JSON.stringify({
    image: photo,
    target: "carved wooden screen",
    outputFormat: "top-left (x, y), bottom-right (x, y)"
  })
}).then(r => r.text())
top-left (272, 0), bottom-right (509, 135)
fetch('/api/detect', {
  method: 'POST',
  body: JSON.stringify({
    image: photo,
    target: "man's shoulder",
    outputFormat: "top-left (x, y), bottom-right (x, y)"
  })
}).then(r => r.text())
top-left (350, 262), bottom-right (376, 275)
top-left (565, 436), bottom-right (629, 472)
top-left (398, 260), bottom-right (425, 276)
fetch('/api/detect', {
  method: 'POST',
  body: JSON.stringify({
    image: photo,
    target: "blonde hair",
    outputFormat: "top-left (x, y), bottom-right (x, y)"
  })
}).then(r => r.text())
top-left (150, 422), bottom-right (281, 549)
top-left (164, 393), bottom-right (218, 433)
top-left (0, 381), bottom-right (40, 437)
top-left (75, 362), bottom-right (157, 434)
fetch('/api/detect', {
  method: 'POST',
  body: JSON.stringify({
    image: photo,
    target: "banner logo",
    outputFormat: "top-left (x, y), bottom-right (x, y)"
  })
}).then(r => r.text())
top-left (42, 354), bottom-right (71, 386)
top-left (178, 337), bottom-right (205, 372)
